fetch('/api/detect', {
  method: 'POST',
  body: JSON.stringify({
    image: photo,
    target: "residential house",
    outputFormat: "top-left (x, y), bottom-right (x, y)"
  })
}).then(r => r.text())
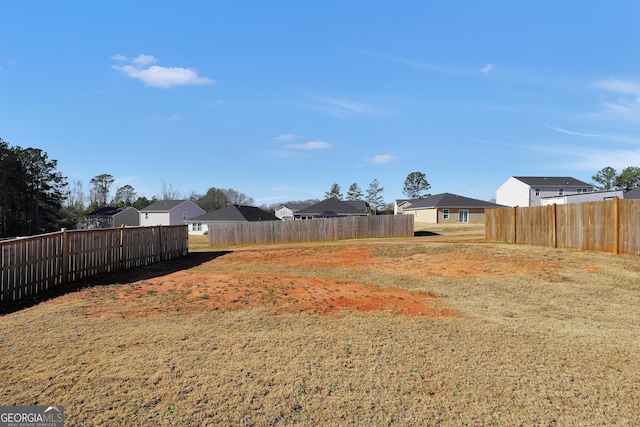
top-left (186, 205), bottom-right (281, 235)
top-left (275, 203), bottom-right (312, 220)
top-left (399, 193), bottom-right (506, 224)
top-left (625, 188), bottom-right (640, 199)
top-left (139, 200), bottom-right (205, 227)
top-left (293, 198), bottom-right (370, 219)
top-left (394, 199), bottom-right (412, 215)
top-left (84, 206), bottom-right (140, 229)
top-left (541, 189), bottom-right (624, 205)
top-left (344, 200), bottom-right (369, 214)
top-left (496, 176), bottom-right (593, 207)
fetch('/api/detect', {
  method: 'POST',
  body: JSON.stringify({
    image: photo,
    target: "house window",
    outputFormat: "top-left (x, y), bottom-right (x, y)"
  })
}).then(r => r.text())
top-left (443, 209), bottom-right (449, 219)
top-left (558, 188), bottom-right (564, 196)
top-left (145, 213), bottom-right (148, 219)
top-left (193, 223), bottom-right (202, 231)
top-left (577, 188), bottom-right (588, 194)
top-left (458, 210), bottom-right (469, 223)
top-left (535, 188), bottom-right (541, 196)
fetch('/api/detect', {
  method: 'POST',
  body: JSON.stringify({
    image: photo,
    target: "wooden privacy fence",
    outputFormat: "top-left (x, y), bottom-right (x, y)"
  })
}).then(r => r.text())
top-left (485, 199), bottom-right (640, 255)
top-left (1, 225), bottom-right (188, 303)
top-left (206, 215), bottom-right (415, 246)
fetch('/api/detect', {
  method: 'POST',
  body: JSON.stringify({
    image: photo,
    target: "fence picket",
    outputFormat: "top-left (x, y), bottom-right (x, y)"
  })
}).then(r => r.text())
top-left (485, 199), bottom-right (640, 255)
top-left (206, 215), bottom-right (414, 246)
top-left (0, 225), bottom-right (188, 304)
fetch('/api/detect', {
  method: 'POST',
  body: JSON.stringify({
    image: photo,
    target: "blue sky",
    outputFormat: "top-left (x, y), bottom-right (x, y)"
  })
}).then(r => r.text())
top-left (2, 1), bottom-right (640, 206)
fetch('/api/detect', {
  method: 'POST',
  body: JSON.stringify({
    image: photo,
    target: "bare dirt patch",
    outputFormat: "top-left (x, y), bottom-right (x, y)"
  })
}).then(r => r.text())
top-left (81, 271), bottom-right (455, 318)
top-left (81, 240), bottom-right (560, 319)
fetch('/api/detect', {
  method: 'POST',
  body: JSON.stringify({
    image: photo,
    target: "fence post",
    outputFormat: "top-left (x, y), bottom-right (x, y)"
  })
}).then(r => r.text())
top-left (61, 228), bottom-right (69, 284)
top-left (613, 198), bottom-right (619, 255)
top-left (120, 225), bottom-right (125, 270)
top-left (512, 207), bottom-right (517, 244)
top-left (552, 203), bottom-right (557, 248)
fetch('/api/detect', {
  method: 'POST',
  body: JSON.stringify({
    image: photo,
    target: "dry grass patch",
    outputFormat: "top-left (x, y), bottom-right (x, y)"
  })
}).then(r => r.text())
top-left (1, 232), bottom-right (639, 425)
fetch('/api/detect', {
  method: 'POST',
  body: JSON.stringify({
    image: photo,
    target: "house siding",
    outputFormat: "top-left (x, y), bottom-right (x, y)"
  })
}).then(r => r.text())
top-left (496, 177), bottom-right (531, 207)
top-left (412, 208), bottom-right (437, 223)
top-left (189, 222), bottom-right (209, 235)
top-left (407, 207), bottom-right (486, 224)
top-left (114, 207), bottom-right (140, 227)
top-left (140, 201), bottom-right (205, 226)
top-left (140, 212), bottom-right (171, 226)
top-left (497, 177), bottom-right (593, 207)
top-left (276, 207), bottom-right (294, 220)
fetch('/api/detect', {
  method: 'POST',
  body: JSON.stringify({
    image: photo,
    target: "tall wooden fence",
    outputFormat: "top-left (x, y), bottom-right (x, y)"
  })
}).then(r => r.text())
top-left (207, 215), bottom-right (415, 246)
top-left (1, 225), bottom-right (188, 303)
top-left (485, 199), bottom-right (640, 255)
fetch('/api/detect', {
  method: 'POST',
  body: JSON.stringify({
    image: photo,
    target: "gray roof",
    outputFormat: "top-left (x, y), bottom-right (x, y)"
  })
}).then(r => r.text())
top-left (140, 200), bottom-right (191, 212)
top-left (513, 176), bottom-right (592, 187)
top-left (277, 203), bottom-right (312, 212)
top-left (403, 193), bottom-right (506, 209)
top-left (188, 205), bottom-right (280, 222)
top-left (86, 206), bottom-right (129, 217)
top-left (625, 188), bottom-right (640, 199)
top-left (344, 200), bottom-right (369, 211)
top-left (296, 198), bottom-right (368, 215)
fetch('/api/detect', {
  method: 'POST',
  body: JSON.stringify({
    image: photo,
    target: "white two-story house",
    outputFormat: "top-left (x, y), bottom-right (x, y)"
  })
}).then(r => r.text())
top-left (139, 200), bottom-right (205, 226)
top-left (496, 176), bottom-right (593, 207)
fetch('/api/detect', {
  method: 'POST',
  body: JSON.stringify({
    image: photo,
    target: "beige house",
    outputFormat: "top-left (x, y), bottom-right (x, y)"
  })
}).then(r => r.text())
top-left (399, 193), bottom-right (505, 224)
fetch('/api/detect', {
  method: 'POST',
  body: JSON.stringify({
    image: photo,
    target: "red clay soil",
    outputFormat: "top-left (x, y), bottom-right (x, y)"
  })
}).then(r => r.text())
top-left (80, 270), bottom-right (456, 319)
top-left (72, 242), bottom-right (561, 319)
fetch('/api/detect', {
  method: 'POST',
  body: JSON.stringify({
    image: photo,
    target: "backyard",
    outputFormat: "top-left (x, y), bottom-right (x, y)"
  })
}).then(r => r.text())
top-left (1, 223), bottom-right (639, 425)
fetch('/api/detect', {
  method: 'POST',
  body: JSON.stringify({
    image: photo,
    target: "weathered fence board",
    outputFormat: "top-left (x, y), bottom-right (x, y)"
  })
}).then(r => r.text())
top-left (485, 199), bottom-right (640, 255)
top-left (207, 215), bottom-right (414, 246)
top-left (1, 225), bottom-right (188, 304)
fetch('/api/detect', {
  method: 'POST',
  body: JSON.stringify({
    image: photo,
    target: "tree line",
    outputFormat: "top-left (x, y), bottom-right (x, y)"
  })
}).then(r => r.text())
top-left (591, 166), bottom-right (640, 191)
top-left (5, 137), bottom-right (635, 238)
top-left (0, 137), bottom-right (432, 236)
top-left (322, 171), bottom-right (432, 215)
top-left (0, 139), bottom-right (67, 237)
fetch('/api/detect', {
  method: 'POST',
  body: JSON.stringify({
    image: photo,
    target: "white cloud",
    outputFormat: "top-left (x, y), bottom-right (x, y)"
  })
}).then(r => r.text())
top-left (111, 54), bottom-right (127, 62)
top-left (297, 90), bottom-right (390, 119)
top-left (314, 96), bottom-right (379, 118)
top-left (544, 124), bottom-right (603, 138)
top-left (131, 54), bottom-right (157, 66)
top-left (112, 54), bottom-right (214, 89)
top-left (285, 141), bottom-right (332, 150)
top-left (594, 78), bottom-right (640, 96)
top-left (588, 78), bottom-right (640, 123)
top-left (565, 147), bottom-right (640, 171)
top-left (275, 134), bottom-right (303, 142)
top-left (366, 154), bottom-right (395, 164)
top-left (479, 63), bottom-right (494, 74)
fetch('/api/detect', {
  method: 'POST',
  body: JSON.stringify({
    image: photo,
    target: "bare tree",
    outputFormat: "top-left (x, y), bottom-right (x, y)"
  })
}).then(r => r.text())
top-left (222, 188), bottom-right (254, 206)
top-left (160, 180), bottom-right (183, 200)
top-left (65, 179), bottom-right (86, 212)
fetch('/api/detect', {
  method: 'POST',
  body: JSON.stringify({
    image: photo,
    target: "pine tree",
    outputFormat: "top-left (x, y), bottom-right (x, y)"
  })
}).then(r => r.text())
top-left (366, 179), bottom-right (385, 215)
top-left (325, 183), bottom-right (343, 200)
top-left (346, 183), bottom-right (363, 200)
